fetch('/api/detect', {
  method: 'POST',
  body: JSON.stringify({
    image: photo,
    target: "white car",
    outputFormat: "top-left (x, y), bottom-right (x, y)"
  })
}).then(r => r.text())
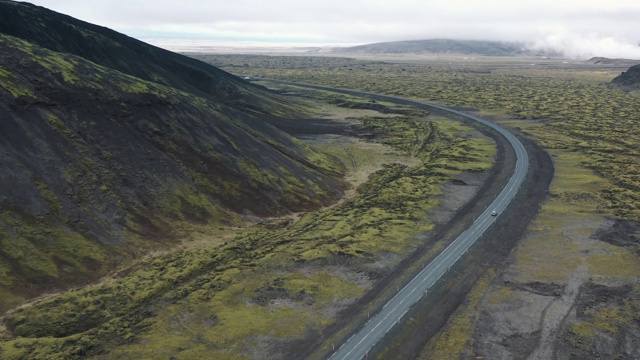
top-left (491, 210), bottom-right (498, 216)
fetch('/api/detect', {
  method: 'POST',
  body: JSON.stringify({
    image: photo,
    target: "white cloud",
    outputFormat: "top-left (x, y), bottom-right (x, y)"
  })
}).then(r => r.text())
top-left (27, 0), bottom-right (640, 59)
top-left (531, 32), bottom-right (640, 60)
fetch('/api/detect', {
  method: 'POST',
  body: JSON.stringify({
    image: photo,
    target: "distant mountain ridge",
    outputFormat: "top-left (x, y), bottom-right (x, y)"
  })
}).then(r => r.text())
top-left (333, 39), bottom-right (529, 56)
top-left (0, 0), bottom-right (345, 310)
top-left (586, 57), bottom-right (640, 66)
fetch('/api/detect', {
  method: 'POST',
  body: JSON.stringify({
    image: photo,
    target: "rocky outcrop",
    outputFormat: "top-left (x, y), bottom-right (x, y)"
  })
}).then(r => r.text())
top-left (610, 63), bottom-right (640, 91)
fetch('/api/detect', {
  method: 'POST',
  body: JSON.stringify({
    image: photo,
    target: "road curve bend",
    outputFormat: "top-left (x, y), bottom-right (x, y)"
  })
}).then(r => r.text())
top-left (254, 78), bottom-right (529, 360)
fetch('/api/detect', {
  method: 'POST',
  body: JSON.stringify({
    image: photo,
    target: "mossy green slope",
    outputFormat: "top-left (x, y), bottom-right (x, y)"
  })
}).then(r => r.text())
top-left (0, 0), bottom-right (290, 115)
top-left (0, 33), bottom-right (345, 312)
top-left (0, 107), bottom-right (495, 359)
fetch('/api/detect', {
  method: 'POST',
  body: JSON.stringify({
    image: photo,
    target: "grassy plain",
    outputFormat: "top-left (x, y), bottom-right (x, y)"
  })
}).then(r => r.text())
top-left (207, 54), bottom-right (639, 219)
top-left (201, 53), bottom-right (640, 358)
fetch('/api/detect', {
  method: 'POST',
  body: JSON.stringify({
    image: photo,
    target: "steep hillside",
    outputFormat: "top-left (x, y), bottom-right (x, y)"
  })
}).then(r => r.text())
top-left (334, 39), bottom-right (527, 56)
top-left (0, 5), bottom-right (346, 310)
top-left (610, 63), bottom-right (640, 91)
top-left (0, 0), bottom-right (283, 111)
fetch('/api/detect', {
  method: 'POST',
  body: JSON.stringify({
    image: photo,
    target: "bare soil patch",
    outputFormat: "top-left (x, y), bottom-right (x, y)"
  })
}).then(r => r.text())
top-left (592, 219), bottom-right (640, 248)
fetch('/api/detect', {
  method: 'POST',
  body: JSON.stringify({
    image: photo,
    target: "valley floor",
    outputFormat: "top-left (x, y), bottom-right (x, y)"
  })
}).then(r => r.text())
top-left (3, 53), bottom-right (639, 360)
top-left (202, 53), bottom-right (640, 359)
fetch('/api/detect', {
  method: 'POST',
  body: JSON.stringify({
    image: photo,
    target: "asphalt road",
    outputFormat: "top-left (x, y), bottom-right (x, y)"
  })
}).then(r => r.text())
top-left (252, 78), bottom-right (529, 360)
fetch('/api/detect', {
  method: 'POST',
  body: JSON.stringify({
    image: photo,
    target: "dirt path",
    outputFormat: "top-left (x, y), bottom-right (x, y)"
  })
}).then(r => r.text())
top-left (527, 265), bottom-right (588, 360)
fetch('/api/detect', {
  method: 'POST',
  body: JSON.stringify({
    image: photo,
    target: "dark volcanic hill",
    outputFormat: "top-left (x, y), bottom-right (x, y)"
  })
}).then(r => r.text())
top-left (0, 0), bottom-right (270, 109)
top-left (0, 1), bottom-right (346, 311)
top-left (333, 39), bottom-right (528, 56)
top-left (610, 63), bottom-right (640, 91)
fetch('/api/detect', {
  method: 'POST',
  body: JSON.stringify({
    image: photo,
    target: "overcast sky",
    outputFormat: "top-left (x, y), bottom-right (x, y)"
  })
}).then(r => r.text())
top-left (27, 0), bottom-right (640, 59)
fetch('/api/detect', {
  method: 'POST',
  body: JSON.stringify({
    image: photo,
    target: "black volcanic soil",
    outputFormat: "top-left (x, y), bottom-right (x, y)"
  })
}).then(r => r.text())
top-left (262, 117), bottom-right (351, 136)
top-left (593, 219), bottom-right (640, 247)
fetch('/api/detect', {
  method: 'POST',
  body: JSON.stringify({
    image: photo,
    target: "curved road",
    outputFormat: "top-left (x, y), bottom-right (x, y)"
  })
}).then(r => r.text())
top-left (253, 78), bottom-right (529, 360)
